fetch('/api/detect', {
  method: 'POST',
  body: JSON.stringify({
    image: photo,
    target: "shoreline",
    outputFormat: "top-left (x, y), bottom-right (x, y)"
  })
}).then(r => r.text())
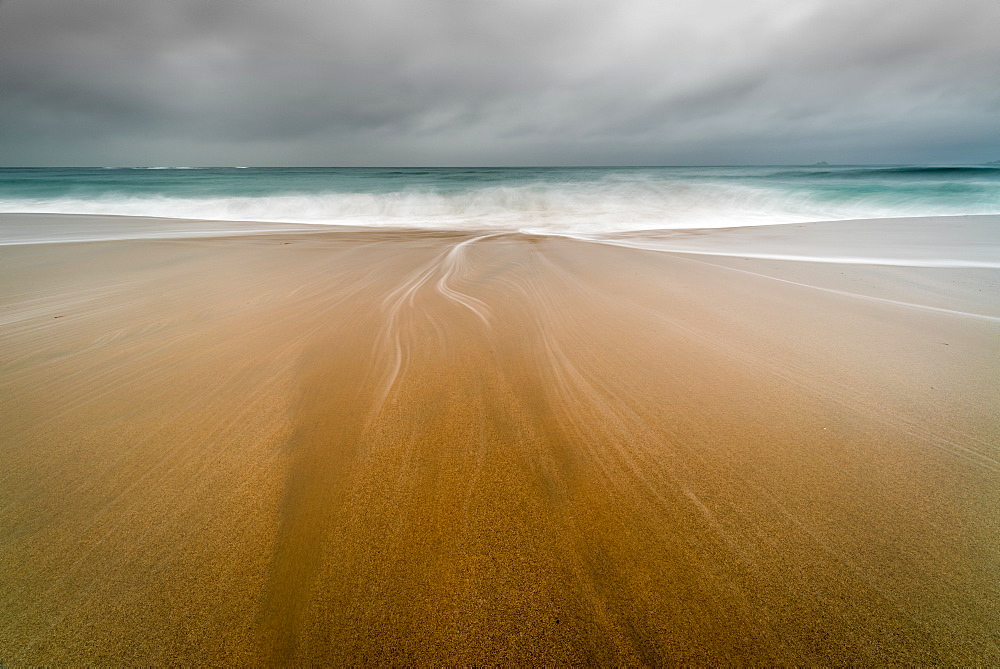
top-left (1, 217), bottom-right (998, 663)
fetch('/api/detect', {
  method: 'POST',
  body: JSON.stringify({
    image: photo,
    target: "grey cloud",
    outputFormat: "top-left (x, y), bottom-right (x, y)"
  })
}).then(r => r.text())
top-left (1, 0), bottom-right (997, 165)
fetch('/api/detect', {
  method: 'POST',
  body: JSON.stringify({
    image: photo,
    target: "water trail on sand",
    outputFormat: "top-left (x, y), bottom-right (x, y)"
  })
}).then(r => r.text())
top-left (580, 237), bottom-right (1000, 269)
top-left (371, 234), bottom-right (500, 408)
top-left (435, 234), bottom-right (504, 325)
top-left (551, 214), bottom-right (1000, 271)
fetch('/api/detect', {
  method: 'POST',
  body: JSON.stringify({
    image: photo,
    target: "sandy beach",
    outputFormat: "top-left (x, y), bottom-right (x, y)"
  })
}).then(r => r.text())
top-left (1, 213), bottom-right (998, 664)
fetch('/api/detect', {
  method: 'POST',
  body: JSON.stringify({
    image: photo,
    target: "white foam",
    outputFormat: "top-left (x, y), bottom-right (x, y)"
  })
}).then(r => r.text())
top-left (562, 215), bottom-right (1000, 270)
top-left (595, 242), bottom-right (1000, 269)
top-left (3, 178), bottom-right (996, 234)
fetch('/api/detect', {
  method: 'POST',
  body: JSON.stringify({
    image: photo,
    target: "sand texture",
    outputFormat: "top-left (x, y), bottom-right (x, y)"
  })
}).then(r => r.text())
top-left (2, 217), bottom-right (998, 664)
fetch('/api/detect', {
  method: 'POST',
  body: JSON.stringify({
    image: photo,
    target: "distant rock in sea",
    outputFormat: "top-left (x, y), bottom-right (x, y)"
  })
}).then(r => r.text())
top-left (812, 161), bottom-right (830, 166)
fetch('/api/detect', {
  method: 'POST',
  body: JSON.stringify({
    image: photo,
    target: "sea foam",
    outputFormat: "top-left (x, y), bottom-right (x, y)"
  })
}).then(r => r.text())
top-left (1, 166), bottom-right (997, 235)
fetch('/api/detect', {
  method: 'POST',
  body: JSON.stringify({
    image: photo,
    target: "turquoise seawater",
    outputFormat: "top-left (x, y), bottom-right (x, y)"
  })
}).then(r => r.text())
top-left (1, 165), bottom-right (998, 233)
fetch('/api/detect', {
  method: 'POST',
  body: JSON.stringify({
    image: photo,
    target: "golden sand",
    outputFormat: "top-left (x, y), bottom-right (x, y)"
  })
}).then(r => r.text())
top-left (1, 227), bottom-right (997, 663)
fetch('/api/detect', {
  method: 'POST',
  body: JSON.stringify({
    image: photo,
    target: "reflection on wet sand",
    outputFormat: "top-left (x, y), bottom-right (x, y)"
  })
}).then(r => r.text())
top-left (1, 219), bottom-right (998, 664)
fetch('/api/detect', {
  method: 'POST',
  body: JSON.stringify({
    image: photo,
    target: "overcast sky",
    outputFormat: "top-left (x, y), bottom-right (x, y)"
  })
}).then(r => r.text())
top-left (1, 0), bottom-right (997, 166)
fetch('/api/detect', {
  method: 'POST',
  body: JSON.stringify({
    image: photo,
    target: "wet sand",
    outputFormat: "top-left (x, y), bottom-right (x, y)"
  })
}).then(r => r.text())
top-left (1, 216), bottom-right (998, 664)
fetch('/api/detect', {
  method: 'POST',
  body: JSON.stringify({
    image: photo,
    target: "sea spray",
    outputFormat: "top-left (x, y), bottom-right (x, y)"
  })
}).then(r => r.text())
top-left (1, 165), bottom-right (998, 234)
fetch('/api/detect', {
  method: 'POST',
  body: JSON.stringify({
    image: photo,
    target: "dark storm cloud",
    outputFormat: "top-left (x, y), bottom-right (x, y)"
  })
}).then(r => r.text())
top-left (1, 0), bottom-right (997, 165)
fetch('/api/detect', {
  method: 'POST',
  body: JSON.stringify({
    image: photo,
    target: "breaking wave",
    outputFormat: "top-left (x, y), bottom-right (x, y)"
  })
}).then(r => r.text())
top-left (1, 166), bottom-right (998, 234)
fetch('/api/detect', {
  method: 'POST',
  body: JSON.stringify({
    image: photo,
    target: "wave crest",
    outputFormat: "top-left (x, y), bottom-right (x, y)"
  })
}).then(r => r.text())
top-left (2, 174), bottom-right (999, 233)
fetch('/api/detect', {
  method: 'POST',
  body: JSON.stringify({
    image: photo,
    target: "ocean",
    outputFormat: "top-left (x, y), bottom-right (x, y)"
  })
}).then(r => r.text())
top-left (2, 165), bottom-right (999, 235)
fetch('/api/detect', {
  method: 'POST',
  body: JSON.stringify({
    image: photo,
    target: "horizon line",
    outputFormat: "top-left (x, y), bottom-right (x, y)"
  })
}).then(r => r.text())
top-left (2, 161), bottom-right (998, 169)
